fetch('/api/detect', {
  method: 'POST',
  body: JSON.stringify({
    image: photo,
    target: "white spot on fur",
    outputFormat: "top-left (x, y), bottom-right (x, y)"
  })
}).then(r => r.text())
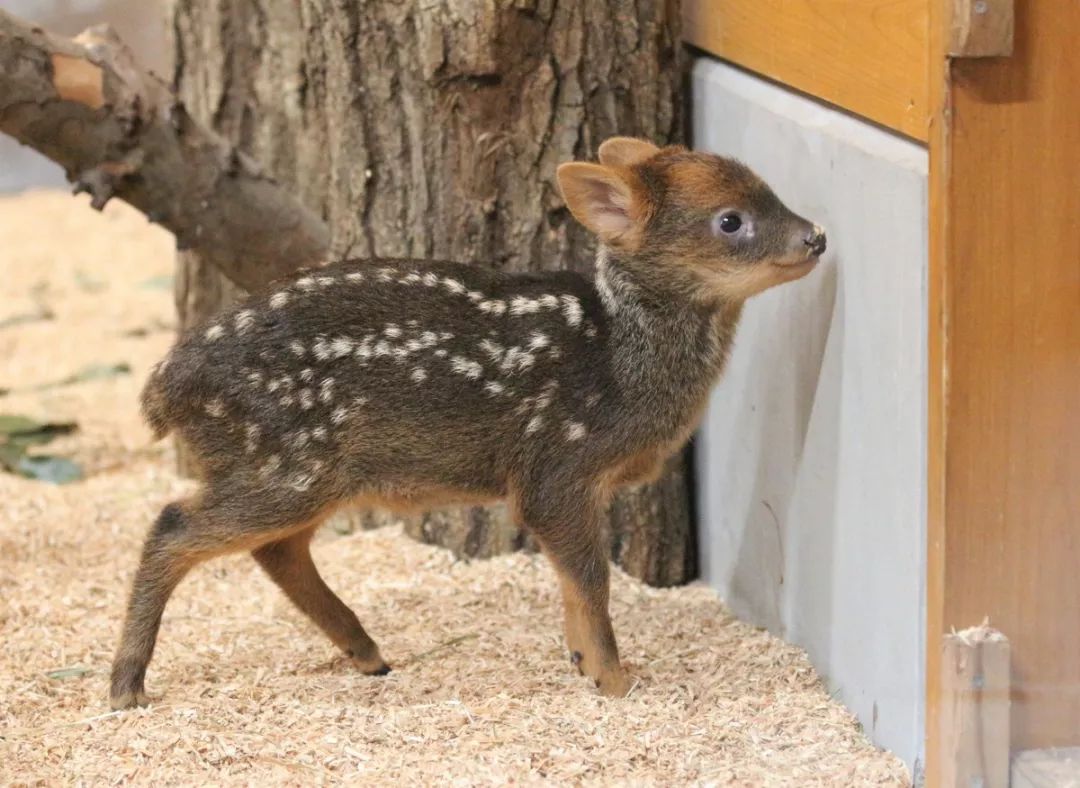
top-left (483, 381), bottom-right (505, 396)
top-left (565, 421), bottom-right (587, 441)
top-left (316, 276), bottom-right (334, 287)
top-left (450, 356), bottom-right (483, 380)
top-left (300, 368), bottom-right (314, 382)
top-left (377, 268), bottom-right (395, 282)
top-left (405, 339), bottom-right (422, 352)
top-left (205, 324), bottom-right (225, 341)
top-left (434, 349), bottom-right (448, 358)
top-left (354, 343), bottom-right (372, 361)
top-left (244, 423), bottom-right (260, 453)
top-left (259, 454), bottom-right (281, 476)
top-left (384, 324), bottom-right (402, 338)
top-left (440, 332), bottom-right (454, 341)
top-left (313, 338), bottom-right (332, 361)
top-left (319, 378), bottom-right (334, 403)
top-left (247, 371), bottom-right (263, 386)
top-left (586, 392), bottom-right (602, 408)
top-left (290, 429), bottom-right (310, 449)
top-left (526, 415), bottom-right (544, 435)
top-left (331, 406), bottom-right (349, 424)
top-left (374, 340), bottom-right (391, 357)
top-left (411, 367), bottom-right (428, 383)
top-left (442, 277), bottom-right (466, 294)
top-left (296, 276), bottom-right (317, 291)
top-left (467, 290), bottom-right (484, 302)
top-left (331, 337), bottom-right (354, 357)
top-left (420, 331), bottom-right (439, 347)
top-left (345, 272), bottom-right (364, 283)
top-left (401, 273), bottom-right (422, 285)
top-left (422, 273), bottom-right (439, 287)
top-left (510, 296), bottom-right (540, 315)
top-left (501, 347), bottom-right (535, 373)
top-left (204, 398), bottom-right (225, 417)
top-left (539, 294), bottom-right (559, 309)
top-left (560, 295), bottom-right (583, 327)
top-left (279, 393), bottom-right (295, 407)
top-left (290, 340), bottom-right (306, 357)
top-left (479, 300), bottom-right (506, 316)
top-left (527, 331), bottom-right (550, 351)
top-left (234, 310), bottom-right (255, 334)
top-left (478, 339), bottom-right (504, 362)
top-left (299, 389), bottom-right (314, 409)
top-left (267, 378), bottom-right (282, 393)
top-left (269, 291), bottom-right (289, 309)
top-left (584, 322), bottom-right (598, 338)
top-left (312, 426), bottom-right (328, 441)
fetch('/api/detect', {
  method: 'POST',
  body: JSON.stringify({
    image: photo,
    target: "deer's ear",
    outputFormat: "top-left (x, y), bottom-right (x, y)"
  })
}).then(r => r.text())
top-left (557, 162), bottom-right (647, 247)
top-left (597, 137), bottom-right (660, 168)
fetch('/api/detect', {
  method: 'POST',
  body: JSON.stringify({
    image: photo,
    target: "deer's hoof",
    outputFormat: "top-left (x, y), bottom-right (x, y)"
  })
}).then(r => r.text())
top-left (110, 690), bottom-right (151, 710)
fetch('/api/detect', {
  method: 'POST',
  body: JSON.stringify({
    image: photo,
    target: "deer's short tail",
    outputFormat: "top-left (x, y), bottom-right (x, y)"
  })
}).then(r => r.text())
top-left (140, 359), bottom-right (177, 440)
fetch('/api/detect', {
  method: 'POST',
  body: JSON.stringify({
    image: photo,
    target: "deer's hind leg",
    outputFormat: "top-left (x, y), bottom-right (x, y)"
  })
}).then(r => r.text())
top-left (109, 487), bottom-right (327, 710)
top-left (252, 529), bottom-right (388, 674)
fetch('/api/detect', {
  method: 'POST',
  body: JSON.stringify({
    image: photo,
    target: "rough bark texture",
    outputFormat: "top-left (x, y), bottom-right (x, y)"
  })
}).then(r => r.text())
top-left (0, 8), bottom-right (329, 294)
top-left (168, 0), bottom-right (693, 586)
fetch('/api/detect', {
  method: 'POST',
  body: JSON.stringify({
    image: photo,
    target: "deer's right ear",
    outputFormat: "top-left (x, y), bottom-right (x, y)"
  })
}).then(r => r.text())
top-left (557, 162), bottom-right (648, 249)
top-left (597, 137), bottom-right (660, 168)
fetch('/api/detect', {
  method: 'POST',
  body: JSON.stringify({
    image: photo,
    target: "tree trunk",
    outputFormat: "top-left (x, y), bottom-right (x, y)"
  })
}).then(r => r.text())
top-left (169, 0), bottom-right (694, 586)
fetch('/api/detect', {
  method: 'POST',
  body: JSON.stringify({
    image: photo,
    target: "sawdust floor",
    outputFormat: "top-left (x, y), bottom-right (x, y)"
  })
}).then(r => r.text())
top-left (0, 192), bottom-right (910, 786)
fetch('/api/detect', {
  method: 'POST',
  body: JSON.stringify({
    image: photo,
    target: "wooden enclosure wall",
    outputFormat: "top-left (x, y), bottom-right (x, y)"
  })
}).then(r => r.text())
top-left (926, 0), bottom-right (1080, 772)
top-left (682, 0), bottom-right (929, 140)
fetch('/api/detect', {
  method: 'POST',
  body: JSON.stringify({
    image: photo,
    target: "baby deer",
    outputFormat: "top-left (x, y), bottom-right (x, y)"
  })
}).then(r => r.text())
top-left (110, 138), bottom-right (826, 709)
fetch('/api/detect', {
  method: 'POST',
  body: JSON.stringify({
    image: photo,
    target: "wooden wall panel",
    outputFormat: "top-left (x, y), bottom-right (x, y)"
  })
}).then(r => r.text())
top-left (928, 0), bottom-right (1080, 775)
top-left (682, 0), bottom-right (929, 140)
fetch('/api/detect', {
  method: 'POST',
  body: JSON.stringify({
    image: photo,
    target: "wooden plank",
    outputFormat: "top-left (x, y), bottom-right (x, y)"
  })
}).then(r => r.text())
top-left (682, 0), bottom-right (929, 140)
top-left (948, 0), bottom-right (1014, 57)
top-left (938, 627), bottom-right (1011, 788)
top-left (927, 0), bottom-right (1080, 778)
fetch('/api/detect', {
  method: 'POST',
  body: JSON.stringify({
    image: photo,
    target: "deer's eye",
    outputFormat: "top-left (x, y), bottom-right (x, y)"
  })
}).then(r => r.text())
top-left (716, 212), bottom-right (742, 234)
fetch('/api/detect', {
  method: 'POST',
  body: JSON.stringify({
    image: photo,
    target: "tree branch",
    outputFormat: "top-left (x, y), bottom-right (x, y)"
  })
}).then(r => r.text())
top-left (0, 9), bottom-right (329, 292)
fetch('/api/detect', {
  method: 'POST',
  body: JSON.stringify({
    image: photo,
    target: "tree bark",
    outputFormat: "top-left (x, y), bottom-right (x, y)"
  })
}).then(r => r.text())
top-left (0, 8), bottom-right (329, 293)
top-left (168, 0), bottom-right (693, 586)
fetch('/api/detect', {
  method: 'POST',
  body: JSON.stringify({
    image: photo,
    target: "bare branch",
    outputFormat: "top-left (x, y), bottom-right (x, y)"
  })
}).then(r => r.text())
top-left (0, 9), bottom-right (330, 292)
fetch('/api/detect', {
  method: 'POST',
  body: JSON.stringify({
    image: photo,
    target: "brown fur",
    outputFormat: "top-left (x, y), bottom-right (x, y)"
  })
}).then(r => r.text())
top-left (110, 139), bottom-right (826, 709)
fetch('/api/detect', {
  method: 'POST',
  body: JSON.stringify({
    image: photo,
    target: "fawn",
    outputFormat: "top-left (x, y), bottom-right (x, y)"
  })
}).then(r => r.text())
top-left (110, 137), bottom-right (826, 709)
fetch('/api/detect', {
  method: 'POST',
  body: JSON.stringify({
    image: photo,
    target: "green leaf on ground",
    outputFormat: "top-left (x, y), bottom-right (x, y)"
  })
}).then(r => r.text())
top-left (0, 415), bottom-right (77, 447)
top-left (33, 362), bottom-right (131, 391)
top-left (15, 455), bottom-right (83, 484)
top-left (0, 415), bottom-right (82, 484)
top-left (0, 306), bottom-right (54, 331)
top-left (46, 666), bottom-right (92, 680)
top-left (138, 275), bottom-right (174, 291)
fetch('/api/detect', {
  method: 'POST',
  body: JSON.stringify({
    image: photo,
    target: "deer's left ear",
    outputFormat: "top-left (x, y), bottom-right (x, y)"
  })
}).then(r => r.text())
top-left (597, 137), bottom-right (661, 168)
top-left (557, 162), bottom-right (649, 249)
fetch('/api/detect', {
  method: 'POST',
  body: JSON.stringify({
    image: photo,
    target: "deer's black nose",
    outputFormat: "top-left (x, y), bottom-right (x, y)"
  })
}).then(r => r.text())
top-left (804, 225), bottom-right (827, 257)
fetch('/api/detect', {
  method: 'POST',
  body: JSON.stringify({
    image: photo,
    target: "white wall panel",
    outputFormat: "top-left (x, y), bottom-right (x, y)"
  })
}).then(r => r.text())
top-left (692, 58), bottom-right (928, 769)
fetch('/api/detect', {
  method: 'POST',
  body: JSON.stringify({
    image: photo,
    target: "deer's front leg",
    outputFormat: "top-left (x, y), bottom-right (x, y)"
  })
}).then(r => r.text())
top-left (518, 481), bottom-right (632, 697)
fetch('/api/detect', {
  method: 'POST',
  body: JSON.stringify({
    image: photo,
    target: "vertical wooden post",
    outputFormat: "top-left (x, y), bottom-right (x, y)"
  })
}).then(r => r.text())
top-left (939, 626), bottom-right (1011, 788)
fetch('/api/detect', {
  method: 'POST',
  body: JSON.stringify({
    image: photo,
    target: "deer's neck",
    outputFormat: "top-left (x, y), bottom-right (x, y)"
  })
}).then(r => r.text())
top-left (595, 248), bottom-right (743, 440)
